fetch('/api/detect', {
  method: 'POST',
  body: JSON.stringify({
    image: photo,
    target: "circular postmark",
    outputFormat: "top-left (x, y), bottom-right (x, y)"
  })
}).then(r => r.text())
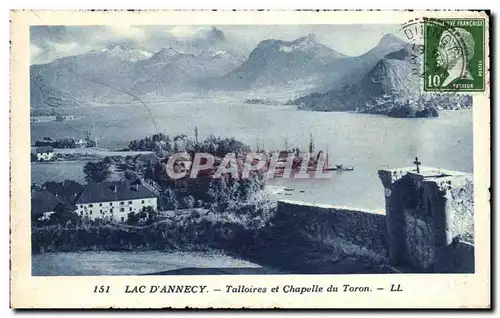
top-left (397, 17), bottom-right (470, 92)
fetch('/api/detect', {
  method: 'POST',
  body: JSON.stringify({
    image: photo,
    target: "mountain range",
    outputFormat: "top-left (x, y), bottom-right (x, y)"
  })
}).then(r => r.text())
top-left (31, 27), bottom-right (245, 105)
top-left (30, 28), bottom-right (471, 117)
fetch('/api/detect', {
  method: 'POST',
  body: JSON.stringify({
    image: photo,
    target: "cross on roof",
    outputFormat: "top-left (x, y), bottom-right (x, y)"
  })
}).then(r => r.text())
top-left (413, 157), bottom-right (422, 173)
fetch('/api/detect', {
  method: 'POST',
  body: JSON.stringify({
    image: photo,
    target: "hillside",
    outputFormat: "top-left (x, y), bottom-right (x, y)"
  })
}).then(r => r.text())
top-left (30, 74), bottom-right (83, 108)
top-left (222, 34), bottom-right (346, 89)
top-left (30, 48), bottom-right (137, 102)
top-left (291, 44), bottom-right (472, 118)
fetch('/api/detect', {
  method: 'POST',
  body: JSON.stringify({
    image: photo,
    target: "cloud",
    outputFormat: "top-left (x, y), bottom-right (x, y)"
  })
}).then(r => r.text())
top-left (30, 44), bottom-right (43, 61)
top-left (167, 26), bottom-right (211, 38)
top-left (30, 24), bottom-right (401, 65)
top-left (105, 25), bottom-right (148, 41)
top-left (30, 25), bottom-right (149, 64)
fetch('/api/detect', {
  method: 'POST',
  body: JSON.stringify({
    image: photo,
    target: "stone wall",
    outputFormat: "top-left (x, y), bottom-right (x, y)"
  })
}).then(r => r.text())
top-left (450, 180), bottom-right (474, 243)
top-left (403, 211), bottom-right (435, 270)
top-left (269, 166), bottom-right (474, 274)
top-left (275, 201), bottom-right (388, 266)
top-left (379, 167), bottom-right (474, 273)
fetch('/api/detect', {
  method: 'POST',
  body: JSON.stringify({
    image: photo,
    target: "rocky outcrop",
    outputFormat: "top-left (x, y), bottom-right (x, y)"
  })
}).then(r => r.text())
top-left (292, 46), bottom-right (473, 118)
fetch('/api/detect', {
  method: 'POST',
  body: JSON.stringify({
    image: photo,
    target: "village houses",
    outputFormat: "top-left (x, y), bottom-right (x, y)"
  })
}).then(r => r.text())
top-left (75, 180), bottom-right (158, 222)
top-left (35, 146), bottom-right (54, 161)
top-left (32, 179), bottom-right (159, 223)
top-left (75, 139), bottom-right (88, 148)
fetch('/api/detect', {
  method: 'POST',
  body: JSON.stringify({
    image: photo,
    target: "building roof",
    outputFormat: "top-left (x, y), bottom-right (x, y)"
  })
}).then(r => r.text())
top-left (36, 146), bottom-right (54, 153)
top-left (75, 181), bottom-right (157, 204)
top-left (135, 153), bottom-right (159, 165)
top-left (43, 180), bottom-right (84, 205)
top-left (31, 190), bottom-right (64, 217)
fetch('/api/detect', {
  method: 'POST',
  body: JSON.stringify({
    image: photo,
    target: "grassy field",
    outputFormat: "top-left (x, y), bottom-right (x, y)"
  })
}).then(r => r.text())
top-left (30, 148), bottom-right (155, 185)
top-left (31, 161), bottom-right (87, 184)
top-left (32, 250), bottom-right (263, 276)
top-left (30, 147), bottom-right (154, 157)
top-left (52, 148), bottom-right (154, 156)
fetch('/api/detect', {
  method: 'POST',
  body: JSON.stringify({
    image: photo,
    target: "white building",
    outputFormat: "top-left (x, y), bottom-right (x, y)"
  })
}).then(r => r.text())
top-left (75, 139), bottom-right (87, 148)
top-left (75, 180), bottom-right (158, 222)
top-left (35, 146), bottom-right (54, 161)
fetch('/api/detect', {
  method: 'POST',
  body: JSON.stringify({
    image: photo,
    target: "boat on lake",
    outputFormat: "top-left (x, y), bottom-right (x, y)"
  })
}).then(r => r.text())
top-left (319, 148), bottom-right (354, 172)
top-left (268, 137), bottom-right (354, 176)
top-left (331, 164), bottom-right (354, 171)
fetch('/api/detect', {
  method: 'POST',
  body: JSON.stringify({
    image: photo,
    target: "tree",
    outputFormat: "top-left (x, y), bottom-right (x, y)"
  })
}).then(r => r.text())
top-left (137, 209), bottom-right (148, 222)
top-left (173, 134), bottom-right (193, 152)
top-left (162, 188), bottom-right (179, 210)
top-left (141, 206), bottom-right (157, 224)
top-left (308, 132), bottom-right (315, 153)
top-left (85, 138), bottom-right (96, 148)
top-left (208, 178), bottom-right (230, 209)
top-left (152, 133), bottom-right (167, 143)
top-left (124, 170), bottom-right (138, 180)
top-left (126, 212), bottom-right (139, 225)
top-left (54, 138), bottom-right (76, 149)
top-left (50, 204), bottom-right (80, 226)
top-left (182, 195), bottom-right (195, 209)
top-left (83, 161), bottom-right (111, 183)
top-left (144, 165), bottom-right (155, 180)
top-left (201, 135), bottom-right (219, 154)
top-left (129, 140), bottom-right (139, 151)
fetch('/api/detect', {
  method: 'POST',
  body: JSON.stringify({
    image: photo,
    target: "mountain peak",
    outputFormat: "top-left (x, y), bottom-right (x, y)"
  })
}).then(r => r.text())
top-left (295, 33), bottom-right (318, 44)
top-left (276, 34), bottom-right (337, 57)
top-left (206, 27), bottom-right (226, 41)
top-left (154, 47), bottom-right (182, 59)
top-left (378, 33), bottom-right (406, 47)
top-left (100, 44), bottom-right (129, 54)
top-left (93, 44), bottom-right (153, 62)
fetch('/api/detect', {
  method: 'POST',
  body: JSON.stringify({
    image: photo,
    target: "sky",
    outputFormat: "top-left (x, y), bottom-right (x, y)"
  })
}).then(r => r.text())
top-left (30, 24), bottom-right (400, 65)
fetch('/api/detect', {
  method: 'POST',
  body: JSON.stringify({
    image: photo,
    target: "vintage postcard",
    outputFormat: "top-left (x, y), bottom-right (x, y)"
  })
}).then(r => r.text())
top-left (10, 10), bottom-right (490, 308)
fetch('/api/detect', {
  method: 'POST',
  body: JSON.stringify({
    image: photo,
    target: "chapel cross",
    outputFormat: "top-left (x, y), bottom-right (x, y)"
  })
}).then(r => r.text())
top-left (413, 157), bottom-right (422, 174)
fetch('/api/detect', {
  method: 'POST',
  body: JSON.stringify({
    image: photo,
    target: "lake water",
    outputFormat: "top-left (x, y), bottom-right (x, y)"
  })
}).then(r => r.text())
top-left (31, 98), bottom-right (472, 210)
top-left (32, 250), bottom-right (264, 276)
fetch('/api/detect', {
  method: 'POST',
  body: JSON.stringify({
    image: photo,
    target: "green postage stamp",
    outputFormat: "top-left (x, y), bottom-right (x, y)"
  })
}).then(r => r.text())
top-left (424, 18), bottom-right (485, 92)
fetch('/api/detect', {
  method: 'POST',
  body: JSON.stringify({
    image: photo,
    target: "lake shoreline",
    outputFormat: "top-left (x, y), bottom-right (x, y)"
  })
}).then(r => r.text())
top-left (31, 103), bottom-right (472, 211)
